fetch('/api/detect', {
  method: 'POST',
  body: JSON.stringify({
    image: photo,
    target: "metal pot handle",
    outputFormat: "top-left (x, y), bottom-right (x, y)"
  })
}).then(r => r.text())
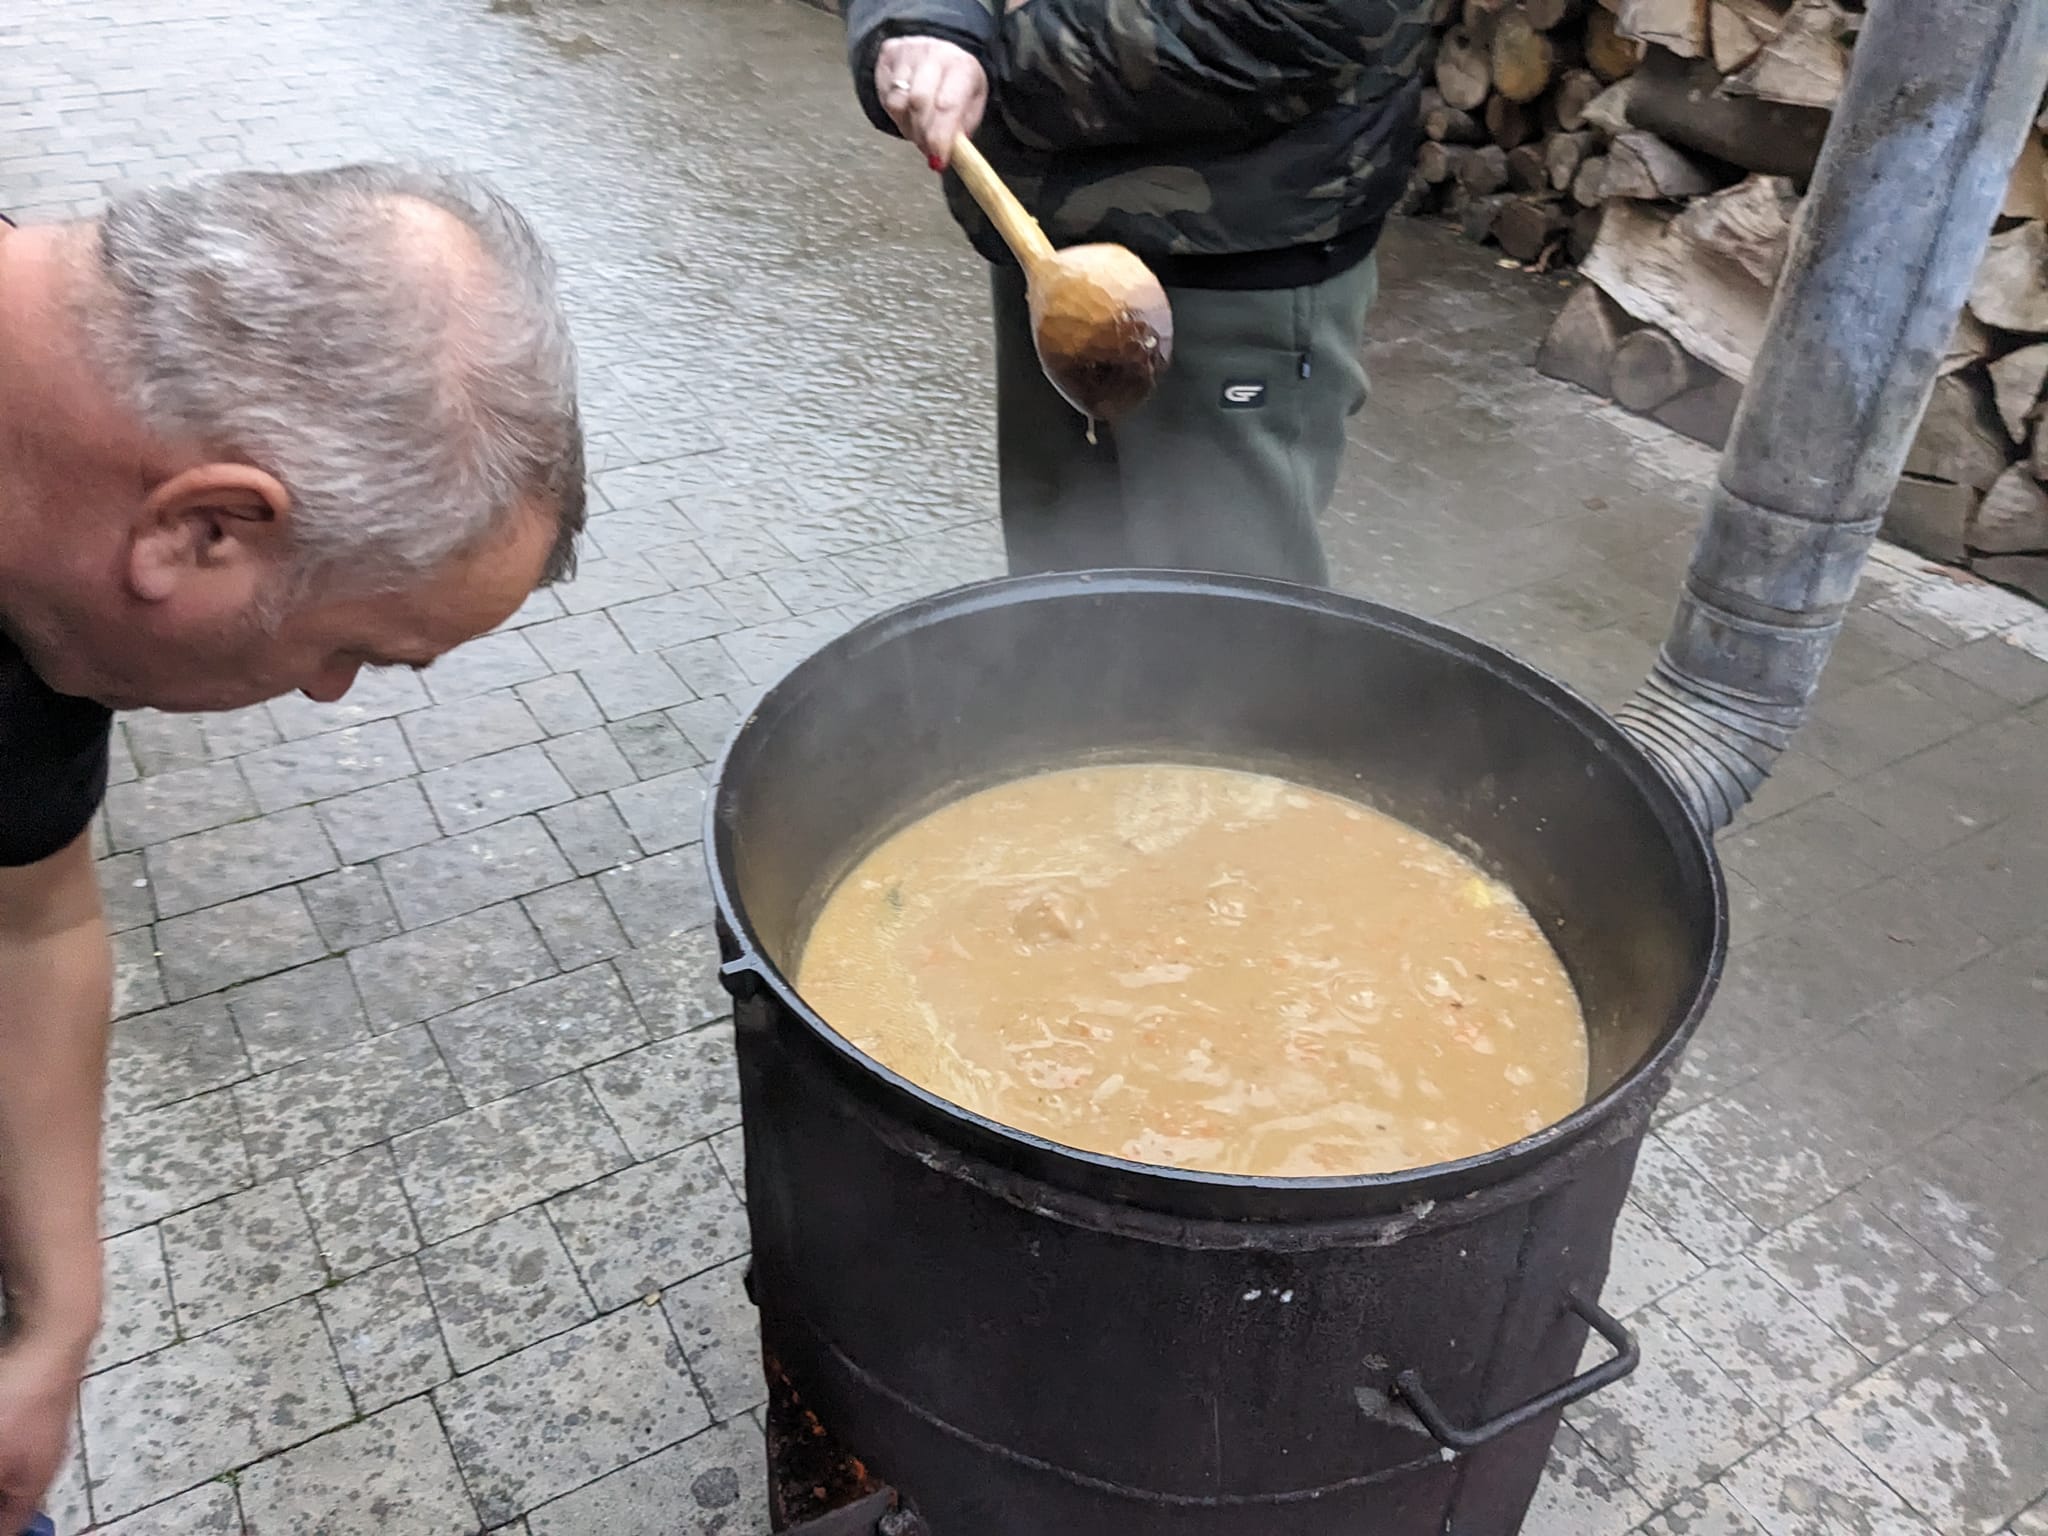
top-left (1394, 1290), bottom-right (1638, 1453)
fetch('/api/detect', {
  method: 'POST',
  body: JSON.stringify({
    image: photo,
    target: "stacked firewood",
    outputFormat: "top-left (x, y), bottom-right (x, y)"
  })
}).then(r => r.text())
top-left (1404, 0), bottom-right (2048, 604)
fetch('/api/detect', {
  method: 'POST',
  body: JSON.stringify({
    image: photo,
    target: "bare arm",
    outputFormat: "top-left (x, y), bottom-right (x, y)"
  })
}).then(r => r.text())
top-left (0, 829), bottom-right (110, 1527)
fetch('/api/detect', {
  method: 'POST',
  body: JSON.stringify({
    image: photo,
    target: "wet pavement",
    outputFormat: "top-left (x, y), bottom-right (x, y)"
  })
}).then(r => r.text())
top-left (8, 0), bottom-right (2048, 1530)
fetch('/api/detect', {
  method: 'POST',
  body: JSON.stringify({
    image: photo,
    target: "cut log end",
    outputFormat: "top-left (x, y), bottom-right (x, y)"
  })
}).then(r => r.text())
top-left (1497, 196), bottom-right (1572, 262)
top-left (1491, 13), bottom-right (1558, 103)
top-left (1536, 283), bottom-right (1634, 396)
top-left (1611, 326), bottom-right (1707, 412)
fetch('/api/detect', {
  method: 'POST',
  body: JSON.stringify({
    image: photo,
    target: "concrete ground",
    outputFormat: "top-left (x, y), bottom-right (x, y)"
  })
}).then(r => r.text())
top-left (7, 0), bottom-right (2048, 1531)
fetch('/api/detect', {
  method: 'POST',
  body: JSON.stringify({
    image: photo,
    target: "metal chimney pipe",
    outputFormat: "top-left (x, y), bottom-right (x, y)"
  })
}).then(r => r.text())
top-left (1616, 0), bottom-right (2048, 831)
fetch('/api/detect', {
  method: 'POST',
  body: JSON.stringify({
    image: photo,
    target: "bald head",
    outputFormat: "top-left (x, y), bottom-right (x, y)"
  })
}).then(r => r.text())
top-left (82, 164), bottom-right (585, 596)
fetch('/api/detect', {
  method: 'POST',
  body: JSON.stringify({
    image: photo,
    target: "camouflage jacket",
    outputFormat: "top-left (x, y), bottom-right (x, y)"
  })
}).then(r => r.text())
top-left (845, 0), bottom-right (1433, 281)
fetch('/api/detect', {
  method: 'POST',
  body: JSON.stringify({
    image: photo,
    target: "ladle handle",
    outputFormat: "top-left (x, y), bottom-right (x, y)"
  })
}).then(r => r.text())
top-left (948, 136), bottom-right (1055, 276)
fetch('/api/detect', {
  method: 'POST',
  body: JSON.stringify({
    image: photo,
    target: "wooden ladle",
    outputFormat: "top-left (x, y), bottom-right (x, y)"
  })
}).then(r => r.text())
top-left (949, 136), bottom-right (1173, 426)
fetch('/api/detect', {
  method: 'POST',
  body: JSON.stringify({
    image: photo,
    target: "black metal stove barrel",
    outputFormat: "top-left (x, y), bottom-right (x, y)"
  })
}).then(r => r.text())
top-left (708, 574), bottom-right (1724, 1535)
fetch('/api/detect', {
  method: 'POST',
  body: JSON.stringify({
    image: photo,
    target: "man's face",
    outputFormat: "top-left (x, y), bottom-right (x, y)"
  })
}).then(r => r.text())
top-left (25, 503), bottom-right (557, 714)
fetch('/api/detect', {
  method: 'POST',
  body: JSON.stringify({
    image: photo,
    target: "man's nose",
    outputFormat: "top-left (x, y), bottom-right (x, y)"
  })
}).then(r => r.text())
top-left (301, 662), bottom-right (362, 704)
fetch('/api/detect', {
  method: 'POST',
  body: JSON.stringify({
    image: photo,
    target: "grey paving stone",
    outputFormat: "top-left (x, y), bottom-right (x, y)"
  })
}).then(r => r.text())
top-left (106, 997), bottom-right (251, 1116)
top-left (608, 712), bottom-right (701, 778)
top-left (44, 1425), bottom-right (90, 1536)
top-left (1800, 669), bottom-right (1995, 779)
top-left (666, 694), bottom-right (742, 761)
top-left (96, 1482), bottom-right (242, 1536)
top-left (662, 637), bottom-right (752, 699)
top-left (162, 1179), bottom-right (326, 1334)
top-left (586, 1025), bottom-right (743, 1160)
top-left (1629, 1133), bottom-right (1766, 1266)
top-left (240, 719), bottom-right (417, 814)
top-left (236, 1026), bottom-right (466, 1179)
top-left (436, 1304), bottom-right (709, 1526)
top-left (525, 878), bottom-right (631, 970)
top-left (349, 902), bottom-right (557, 1031)
top-left (316, 778), bottom-right (443, 865)
top-left (1723, 1417), bottom-right (1939, 1536)
top-left (761, 558), bottom-right (864, 616)
top-left (1867, 1127), bottom-right (2048, 1296)
top-left (501, 583), bottom-right (567, 631)
top-left (394, 1076), bottom-right (632, 1243)
top-left (555, 554), bottom-right (672, 615)
top-left (418, 1207), bottom-right (593, 1371)
top-left (711, 1126), bottom-right (746, 1197)
top-left (612, 928), bottom-right (732, 1037)
top-left (527, 1418), bottom-right (767, 1536)
top-left (430, 965), bottom-right (647, 1104)
top-left (1718, 796), bottom-right (1910, 918)
top-left (156, 886), bottom-right (327, 1002)
top-left (1753, 1191), bottom-right (1978, 1366)
top-left (296, 1144), bottom-right (421, 1279)
top-left (610, 766), bottom-right (709, 853)
top-left (81, 1298), bottom-right (352, 1520)
top-left (1836, 714), bottom-right (2048, 854)
top-left (99, 851), bottom-right (155, 934)
top-left (706, 575), bottom-right (787, 625)
top-left (1820, 1323), bottom-right (2048, 1535)
top-left (542, 794), bottom-right (643, 876)
top-left (717, 613), bottom-right (851, 686)
top-left (608, 587), bottom-right (733, 654)
top-left (599, 847), bottom-right (717, 948)
top-left (145, 806), bottom-right (337, 918)
top-left (111, 925), bottom-right (165, 1020)
top-left (544, 727), bottom-right (641, 795)
top-left (1567, 1307), bottom-right (1777, 1509)
top-left (400, 690), bottom-right (545, 772)
top-left (422, 744), bottom-right (574, 835)
top-left (225, 957), bottom-right (370, 1073)
top-left (202, 703), bottom-right (282, 759)
top-left (517, 672), bottom-right (604, 736)
top-left (1638, 1484), bottom-right (1769, 1535)
top-left (548, 1142), bottom-right (750, 1310)
top-left (92, 1225), bottom-right (176, 1375)
top-left (1656, 1025), bottom-right (1945, 1235)
top-left (379, 816), bottom-right (574, 930)
top-left (267, 668), bottom-right (431, 741)
top-left (664, 1256), bottom-right (763, 1421)
top-left (302, 865), bottom-right (404, 950)
top-left (239, 1396), bottom-right (479, 1536)
top-left (103, 1089), bottom-right (252, 1234)
top-left (123, 711), bottom-right (210, 777)
top-left (1911, 817), bottom-right (2048, 949)
top-left (1931, 630), bottom-right (2048, 705)
top-left (525, 611), bottom-right (635, 673)
top-left (318, 1257), bottom-right (453, 1413)
top-left (1605, 1200), bottom-right (1706, 1320)
top-left (581, 652), bottom-right (697, 721)
top-left (104, 760), bottom-right (256, 851)
top-left (422, 631), bottom-right (553, 703)
top-left (1655, 1257), bottom-right (1867, 1425)
top-left (1521, 1422), bottom-right (1651, 1536)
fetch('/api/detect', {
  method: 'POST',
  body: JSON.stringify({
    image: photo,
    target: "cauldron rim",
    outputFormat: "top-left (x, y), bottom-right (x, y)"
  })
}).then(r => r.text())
top-left (707, 569), bottom-right (1727, 1220)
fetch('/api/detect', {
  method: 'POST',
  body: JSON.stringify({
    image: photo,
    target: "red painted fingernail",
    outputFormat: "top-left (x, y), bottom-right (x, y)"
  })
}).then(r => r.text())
top-left (928, 155), bottom-right (944, 171)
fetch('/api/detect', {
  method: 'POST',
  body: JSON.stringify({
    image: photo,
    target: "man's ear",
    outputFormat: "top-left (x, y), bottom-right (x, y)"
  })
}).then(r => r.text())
top-left (128, 463), bottom-right (292, 603)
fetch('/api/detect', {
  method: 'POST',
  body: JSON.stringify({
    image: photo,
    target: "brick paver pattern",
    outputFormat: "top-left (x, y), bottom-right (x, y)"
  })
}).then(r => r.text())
top-left (10, 0), bottom-right (2048, 1530)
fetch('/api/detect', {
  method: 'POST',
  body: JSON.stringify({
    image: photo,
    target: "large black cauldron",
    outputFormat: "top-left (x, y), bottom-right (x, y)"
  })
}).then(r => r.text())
top-left (707, 572), bottom-right (1724, 1535)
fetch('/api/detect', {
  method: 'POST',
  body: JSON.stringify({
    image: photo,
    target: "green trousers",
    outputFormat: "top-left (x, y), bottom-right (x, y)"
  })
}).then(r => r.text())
top-left (992, 253), bottom-right (1379, 588)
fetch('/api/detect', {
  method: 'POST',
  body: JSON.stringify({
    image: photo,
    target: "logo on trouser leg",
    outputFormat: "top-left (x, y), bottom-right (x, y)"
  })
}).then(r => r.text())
top-left (1221, 380), bottom-right (1268, 409)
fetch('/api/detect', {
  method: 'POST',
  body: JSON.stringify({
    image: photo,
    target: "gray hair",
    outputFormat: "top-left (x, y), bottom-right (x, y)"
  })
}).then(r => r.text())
top-left (85, 163), bottom-right (585, 593)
